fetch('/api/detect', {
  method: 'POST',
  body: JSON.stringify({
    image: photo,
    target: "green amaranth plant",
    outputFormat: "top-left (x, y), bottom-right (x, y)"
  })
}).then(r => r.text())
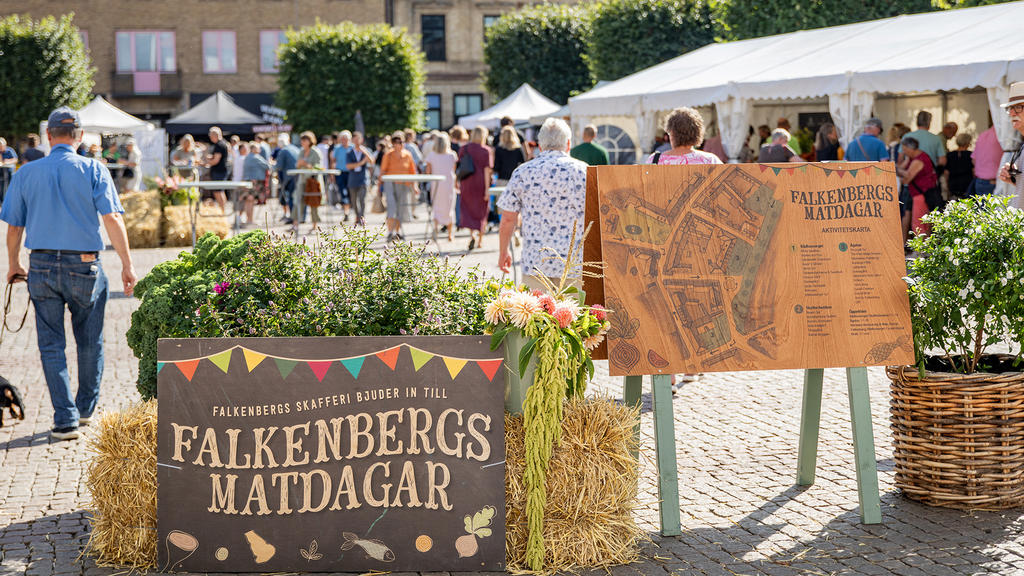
top-left (485, 230), bottom-right (608, 570)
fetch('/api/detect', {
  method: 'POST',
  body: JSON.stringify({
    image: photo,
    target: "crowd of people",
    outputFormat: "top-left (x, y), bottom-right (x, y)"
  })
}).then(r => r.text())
top-left (0, 133), bottom-right (143, 202)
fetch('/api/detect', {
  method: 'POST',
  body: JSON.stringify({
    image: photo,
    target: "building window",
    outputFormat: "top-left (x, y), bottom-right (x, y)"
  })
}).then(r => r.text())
top-left (421, 15), bottom-right (445, 62)
top-left (454, 94), bottom-right (483, 119)
top-left (425, 94), bottom-right (442, 130)
top-left (116, 31), bottom-right (176, 73)
top-left (260, 30), bottom-right (287, 74)
top-left (202, 30), bottom-right (237, 74)
top-left (483, 15), bottom-right (500, 44)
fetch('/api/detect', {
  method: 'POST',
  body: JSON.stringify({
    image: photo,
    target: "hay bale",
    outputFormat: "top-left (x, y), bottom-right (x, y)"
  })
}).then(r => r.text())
top-left (84, 397), bottom-right (641, 572)
top-left (505, 397), bottom-right (643, 572)
top-left (121, 190), bottom-right (162, 248)
top-left (85, 401), bottom-right (158, 569)
top-left (162, 204), bottom-right (231, 247)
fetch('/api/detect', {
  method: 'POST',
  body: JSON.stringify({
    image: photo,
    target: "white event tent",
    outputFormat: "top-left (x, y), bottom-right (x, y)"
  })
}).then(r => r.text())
top-left (78, 96), bottom-right (155, 133)
top-left (459, 83), bottom-right (561, 130)
top-left (569, 1), bottom-right (1024, 163)
top-left (39, 96), bottom-right (165, 178)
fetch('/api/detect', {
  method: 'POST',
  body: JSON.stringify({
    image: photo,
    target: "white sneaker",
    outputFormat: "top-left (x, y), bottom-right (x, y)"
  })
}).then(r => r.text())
top-left (51, 426), bottom-right (80, 441)
top-left (672, 373), bottom-right (701, 394)
top-left (78, 416), bottom-right (91, 426)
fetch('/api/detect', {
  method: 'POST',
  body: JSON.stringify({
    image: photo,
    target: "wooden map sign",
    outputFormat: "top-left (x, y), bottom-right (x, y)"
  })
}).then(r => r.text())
top-left (588, 163), bottom-right (913, 376)
top-left (156, 336), bottom-right (506, 573)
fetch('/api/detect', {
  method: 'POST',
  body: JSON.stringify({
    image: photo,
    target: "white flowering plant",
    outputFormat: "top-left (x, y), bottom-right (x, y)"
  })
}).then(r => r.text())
top-left (907, 195), bottom-right (1024, 374)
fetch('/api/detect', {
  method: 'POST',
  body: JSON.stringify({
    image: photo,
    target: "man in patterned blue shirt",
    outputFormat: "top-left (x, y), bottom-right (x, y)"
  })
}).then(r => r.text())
top-left (497, 118), bottom-right (587, 290)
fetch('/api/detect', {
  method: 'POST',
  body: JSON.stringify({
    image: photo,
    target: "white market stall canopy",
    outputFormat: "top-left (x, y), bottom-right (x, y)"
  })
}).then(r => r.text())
top-left (460, 83), bottom-right (561, 130)
top-left (77, 96), bottom-right (155, 133)
top-left (569, 1), bottom-right (1024, 160)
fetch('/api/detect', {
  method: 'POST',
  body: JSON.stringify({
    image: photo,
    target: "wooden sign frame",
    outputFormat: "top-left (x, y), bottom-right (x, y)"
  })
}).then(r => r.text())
top-left (585, 164), bottom-right (907, 532)
top-left (156, 336), bottom-right (506, 573)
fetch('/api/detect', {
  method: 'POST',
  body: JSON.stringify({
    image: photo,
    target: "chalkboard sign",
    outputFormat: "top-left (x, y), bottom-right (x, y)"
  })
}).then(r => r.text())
top-left (156, 336), bottom-right (506, 573)
top-left (587, 163), bottom-right (913, 376)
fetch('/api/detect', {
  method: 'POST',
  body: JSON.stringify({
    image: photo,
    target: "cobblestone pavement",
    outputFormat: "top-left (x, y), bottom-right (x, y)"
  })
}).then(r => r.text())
top-left (1, 201), bottom-right (1023, 576)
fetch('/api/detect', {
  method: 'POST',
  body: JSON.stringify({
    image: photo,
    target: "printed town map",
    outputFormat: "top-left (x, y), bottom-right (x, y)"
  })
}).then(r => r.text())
top-left (588, 163), bottom-right (914, 376)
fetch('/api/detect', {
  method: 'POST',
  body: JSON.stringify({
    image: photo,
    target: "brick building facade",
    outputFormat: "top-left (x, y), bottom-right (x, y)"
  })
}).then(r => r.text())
top-left (5, 0), bottom-right (573, 130)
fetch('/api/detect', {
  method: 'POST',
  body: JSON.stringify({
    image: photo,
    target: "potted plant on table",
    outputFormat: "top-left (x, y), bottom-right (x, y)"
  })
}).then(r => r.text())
top-left (887, 194), bottom-right (1024, 509)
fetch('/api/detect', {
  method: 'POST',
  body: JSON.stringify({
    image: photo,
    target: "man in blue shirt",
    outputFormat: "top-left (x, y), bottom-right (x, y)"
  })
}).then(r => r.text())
top-left (274, 133), bottom-right (300, 224)
top-left (332, 130), bottom-right (353, 221)
top-left (1, 107), bottom-right (136, 441)
top-left (844, 118), bottom-right (889, 162)
top-left (0, 138), bottom-right (17, 204)
top-left (344, 131), bottom-right (373, 226)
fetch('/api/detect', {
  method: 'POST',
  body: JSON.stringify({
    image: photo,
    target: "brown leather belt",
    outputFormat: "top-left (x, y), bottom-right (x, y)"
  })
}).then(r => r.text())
top-left (32, 249), bottom-right (99, 256)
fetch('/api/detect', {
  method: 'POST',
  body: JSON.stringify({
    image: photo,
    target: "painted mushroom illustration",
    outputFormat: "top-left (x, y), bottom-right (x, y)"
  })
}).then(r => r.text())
top-left (162, 530), bottom-right (199, 571)
top-left (455, 506), bottom-right (495, 558)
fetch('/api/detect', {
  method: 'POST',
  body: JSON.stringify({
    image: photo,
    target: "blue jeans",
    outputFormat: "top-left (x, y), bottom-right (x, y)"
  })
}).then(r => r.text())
top-left (27, 252), bottom-right (108, 428)
top-left (966, 178), bottom-right (995, 198)
top-left (335, 172), bottom-right (350, 205)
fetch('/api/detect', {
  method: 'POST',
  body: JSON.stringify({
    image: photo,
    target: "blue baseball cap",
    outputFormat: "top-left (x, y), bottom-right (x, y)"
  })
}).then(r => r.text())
top-left (48, 107), bottom-right (82, 128)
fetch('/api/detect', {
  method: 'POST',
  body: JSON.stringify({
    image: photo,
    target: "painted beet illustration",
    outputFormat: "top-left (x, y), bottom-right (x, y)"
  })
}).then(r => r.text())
top-left (455, 506), bottom-right (495, 558)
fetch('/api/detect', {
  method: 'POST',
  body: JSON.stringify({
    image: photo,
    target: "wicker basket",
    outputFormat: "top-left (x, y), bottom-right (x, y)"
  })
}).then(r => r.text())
top-left (887, 358), bottom-right (1024, 510)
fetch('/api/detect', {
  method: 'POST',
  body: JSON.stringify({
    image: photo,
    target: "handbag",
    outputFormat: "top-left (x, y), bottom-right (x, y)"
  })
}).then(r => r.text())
top-left (456, 150), bottom-right (476, 180)
top-left (910, 180), bottom-right (945, 212)
top-left (303, 177), bottom-right (322, 207)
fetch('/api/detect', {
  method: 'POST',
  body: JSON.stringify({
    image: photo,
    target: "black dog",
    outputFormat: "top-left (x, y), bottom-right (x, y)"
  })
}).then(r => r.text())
top-left (0, 375), bottom-right (25, 427)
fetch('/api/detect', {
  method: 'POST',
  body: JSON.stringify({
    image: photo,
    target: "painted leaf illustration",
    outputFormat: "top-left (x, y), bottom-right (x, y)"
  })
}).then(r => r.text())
top-left (476, 527), bottom-right (492, 538)
top-left (463, 515), bottom-right (473, 534)
top-left (472, 506), bottom-right (496, 532)
top-left (300, 539), bottom-right (323, 561)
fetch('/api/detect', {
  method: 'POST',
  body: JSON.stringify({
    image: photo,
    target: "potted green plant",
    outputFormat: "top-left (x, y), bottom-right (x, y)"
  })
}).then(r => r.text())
top-left (887, 194), bottom-right (1024, 509)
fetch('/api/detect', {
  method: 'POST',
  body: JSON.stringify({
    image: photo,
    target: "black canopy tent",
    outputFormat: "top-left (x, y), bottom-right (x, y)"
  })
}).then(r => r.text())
top-left (165, 91), bottom-right (263, 136)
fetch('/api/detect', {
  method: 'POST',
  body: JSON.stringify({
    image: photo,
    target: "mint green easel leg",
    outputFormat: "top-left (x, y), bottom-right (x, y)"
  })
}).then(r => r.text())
top-left (797, 368), bottom-right (824, 485)
top-left (623, 375), bottom-right (643, 459)
top-left (846, 366), bottom-right (882, 524)
top-left (651, 373), bottom-right (681, 536)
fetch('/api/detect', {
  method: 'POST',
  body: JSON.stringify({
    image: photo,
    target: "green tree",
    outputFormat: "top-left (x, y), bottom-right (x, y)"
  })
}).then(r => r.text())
top-left (483, 4), bottom-right (592, 104)
top-left (588, 0), bottom-right (718, 82)
top-left (0, 14), bottom-right (94, 141)
top-left (934, 0), bottom-right (1017, 6)
top-left (718, 0), bottom-right (936, 40)
top-left (276, 22), bottom-right (425, 136)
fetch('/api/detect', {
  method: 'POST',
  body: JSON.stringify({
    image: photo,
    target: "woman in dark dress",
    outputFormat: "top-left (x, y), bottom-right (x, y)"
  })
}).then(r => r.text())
top-left (946, 132), bottom-right (975, 199)
top-left (457, 126), bottom-right (493, 250)
top-left (814, 122), bottom-right (840, 161)
top-left (493, 126), bottom-right (527, 186)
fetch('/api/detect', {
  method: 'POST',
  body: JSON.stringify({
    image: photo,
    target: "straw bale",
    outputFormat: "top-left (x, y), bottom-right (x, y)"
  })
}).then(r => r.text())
top-left (121, 191), bottom-right (162, 249)
top-left (505, 397), bottom-right (643, 572)
top-left (162, 204), bottom-right (230, 247)
top-left (84, 401), bottom-right (158, 569)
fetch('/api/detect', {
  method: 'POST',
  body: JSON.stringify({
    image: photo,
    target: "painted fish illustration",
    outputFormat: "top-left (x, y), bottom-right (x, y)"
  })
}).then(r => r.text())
top-left (863, 336), bottom-right (912, 364)
top-left (341, 532), bottom-right (395, 562)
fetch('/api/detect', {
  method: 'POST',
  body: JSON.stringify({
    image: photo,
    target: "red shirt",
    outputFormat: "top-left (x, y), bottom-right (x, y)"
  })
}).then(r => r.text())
top-left (908, 152), bottom-right (937, 196)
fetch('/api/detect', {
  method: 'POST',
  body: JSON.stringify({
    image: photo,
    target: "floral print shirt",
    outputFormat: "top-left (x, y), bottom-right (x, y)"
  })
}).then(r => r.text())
top-left (498, 150), bottom-right (588, 278)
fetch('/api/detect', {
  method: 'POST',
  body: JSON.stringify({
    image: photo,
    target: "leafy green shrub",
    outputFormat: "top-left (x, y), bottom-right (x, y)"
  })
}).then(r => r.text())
top-left (127, 231), bottom-right (268, 399)
top-left (483, 4), bottom-right (592, 103)
top-left (587, 0), bottom-right (717, 82)
top-left (717, 0), bottom-right (935, 41)
top-left (276, 21), bottom-right (426, 136)
top-left (906, 196), bottom-right (1024, 374)
top-left (197, 229), bottom-right (491, 338)
top-left (0, 14), bottom-right (94, 141)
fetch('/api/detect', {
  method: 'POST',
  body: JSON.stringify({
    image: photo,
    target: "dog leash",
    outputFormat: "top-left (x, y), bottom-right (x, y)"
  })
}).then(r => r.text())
top-left (1, 279), bottom-right (30, 347)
